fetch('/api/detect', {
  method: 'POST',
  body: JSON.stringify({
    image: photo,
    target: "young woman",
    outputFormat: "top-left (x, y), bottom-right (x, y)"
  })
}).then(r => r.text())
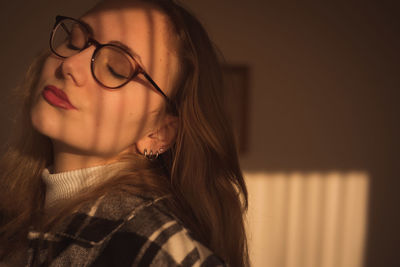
top-left (0, 0), bottom-right (249, 266)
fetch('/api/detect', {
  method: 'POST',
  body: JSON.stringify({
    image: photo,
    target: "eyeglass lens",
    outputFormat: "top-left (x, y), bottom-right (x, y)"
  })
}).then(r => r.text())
top-left (51, 18), bottom-right (137, 88)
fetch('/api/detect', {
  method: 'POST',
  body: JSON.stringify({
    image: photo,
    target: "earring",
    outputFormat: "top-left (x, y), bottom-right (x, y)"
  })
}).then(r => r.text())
top-left (143, 147), bottom-right (165, 160)
top-left (144, 148), bottom-right (158, 160)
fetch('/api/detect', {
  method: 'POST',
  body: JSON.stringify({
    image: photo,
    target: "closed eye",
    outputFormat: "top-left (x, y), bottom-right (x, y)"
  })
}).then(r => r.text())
top-left (66, 41), bottom-right (80, 50)
top-left (107, 65), bottom-right (128, 79)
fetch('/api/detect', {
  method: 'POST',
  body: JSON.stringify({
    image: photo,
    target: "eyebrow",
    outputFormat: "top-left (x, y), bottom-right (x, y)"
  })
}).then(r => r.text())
top-left (79, 18), bottom-right (143, 62)
top-left (108, 40), bottom-right (143, 62)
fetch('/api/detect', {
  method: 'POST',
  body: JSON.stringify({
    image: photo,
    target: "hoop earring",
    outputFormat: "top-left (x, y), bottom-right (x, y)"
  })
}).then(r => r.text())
top-left (144, 147), bottom-right (166, 160)
top-left (144, 148), bottom-right (159, 160)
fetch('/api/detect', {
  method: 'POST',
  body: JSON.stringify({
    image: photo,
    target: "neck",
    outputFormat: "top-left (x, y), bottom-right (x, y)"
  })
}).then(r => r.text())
top-left (52, 142), bottom-right (120, 173)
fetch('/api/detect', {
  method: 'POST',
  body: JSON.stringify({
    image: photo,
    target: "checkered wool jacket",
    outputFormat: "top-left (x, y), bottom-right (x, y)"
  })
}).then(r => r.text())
top-left (25, 192), bottom-right (226, 266)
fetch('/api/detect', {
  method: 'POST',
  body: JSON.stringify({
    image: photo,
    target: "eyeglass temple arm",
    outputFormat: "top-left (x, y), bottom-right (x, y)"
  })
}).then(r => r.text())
top-left (142, 72), bottom-right (177, 114)
top-left (142, 72), bottom-right (169, 100)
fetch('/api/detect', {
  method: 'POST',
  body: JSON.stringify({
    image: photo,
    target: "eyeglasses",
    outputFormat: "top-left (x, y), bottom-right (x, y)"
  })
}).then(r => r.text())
top-left (50, 15), bottom-right (171, 103)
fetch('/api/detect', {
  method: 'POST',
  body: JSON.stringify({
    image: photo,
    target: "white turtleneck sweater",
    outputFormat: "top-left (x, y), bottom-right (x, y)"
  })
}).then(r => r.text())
top-left (42, 163), bottom-right (125, 207)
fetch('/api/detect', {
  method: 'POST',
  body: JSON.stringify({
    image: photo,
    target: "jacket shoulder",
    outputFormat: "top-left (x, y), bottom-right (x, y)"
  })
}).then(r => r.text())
top-left (94, 194), bottom-right (226, 266)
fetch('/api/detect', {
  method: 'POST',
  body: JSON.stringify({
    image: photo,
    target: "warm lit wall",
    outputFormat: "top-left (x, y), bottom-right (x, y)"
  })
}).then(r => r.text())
top-left (0, 1), bottom-right (399, 267)
top-left (246, 171), bottom-right (369, 267)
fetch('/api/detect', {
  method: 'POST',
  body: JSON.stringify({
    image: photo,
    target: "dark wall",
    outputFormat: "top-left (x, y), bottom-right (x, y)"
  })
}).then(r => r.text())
top-left (183, 2), bottom-right (399, 266)
top-left (0, 1), bottom-right (399, 266)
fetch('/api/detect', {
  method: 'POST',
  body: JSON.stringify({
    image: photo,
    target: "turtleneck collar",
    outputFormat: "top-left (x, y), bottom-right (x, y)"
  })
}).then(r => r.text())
top-left (42, 162), bottom-right (126, 208)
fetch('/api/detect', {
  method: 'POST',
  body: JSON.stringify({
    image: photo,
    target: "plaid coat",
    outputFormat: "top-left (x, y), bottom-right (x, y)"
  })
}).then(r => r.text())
top-left (25, 192), bottom-right (226, 267)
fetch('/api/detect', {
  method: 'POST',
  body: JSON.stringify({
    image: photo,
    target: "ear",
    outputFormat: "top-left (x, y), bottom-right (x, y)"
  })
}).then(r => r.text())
top-left (135, 115), bottom-right (178, 155)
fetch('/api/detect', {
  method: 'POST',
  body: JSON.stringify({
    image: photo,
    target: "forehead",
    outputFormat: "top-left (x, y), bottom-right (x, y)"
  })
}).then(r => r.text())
top-left (81, 1), bottom-right (175, 66)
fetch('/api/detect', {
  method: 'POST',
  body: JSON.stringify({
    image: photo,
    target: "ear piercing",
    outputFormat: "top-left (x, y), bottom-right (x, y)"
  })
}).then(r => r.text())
top-left (144, 147), bottom-right (164, 160)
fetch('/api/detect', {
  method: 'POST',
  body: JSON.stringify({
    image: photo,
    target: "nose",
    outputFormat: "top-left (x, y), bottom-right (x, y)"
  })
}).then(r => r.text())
top-left (57, 46), bottom-right (95, 87)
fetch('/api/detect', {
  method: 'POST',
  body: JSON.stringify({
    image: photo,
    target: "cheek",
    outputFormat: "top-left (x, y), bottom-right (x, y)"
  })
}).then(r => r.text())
top-left (80, 91), bottom-right (160, 153)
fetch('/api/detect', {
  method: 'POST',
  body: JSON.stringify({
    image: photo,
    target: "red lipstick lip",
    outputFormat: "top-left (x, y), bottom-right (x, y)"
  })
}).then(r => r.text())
top-left (42, 85), bottom-right (77, 110)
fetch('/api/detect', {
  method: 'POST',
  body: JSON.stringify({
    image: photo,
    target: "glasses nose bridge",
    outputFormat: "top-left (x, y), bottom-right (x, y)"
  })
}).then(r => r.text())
top-left (82, 37), bottom-right (103, 60)
top-left (87, 37), bottom-right (101, 49)
top-left (66, 36), bottom-right (100, 61)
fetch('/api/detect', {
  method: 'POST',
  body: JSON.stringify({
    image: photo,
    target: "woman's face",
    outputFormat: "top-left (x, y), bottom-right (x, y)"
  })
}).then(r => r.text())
top-left (31, 1), bottom-right (179, 160)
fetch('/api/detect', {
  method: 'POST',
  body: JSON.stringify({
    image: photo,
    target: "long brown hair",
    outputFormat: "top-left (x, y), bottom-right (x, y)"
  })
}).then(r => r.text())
top-left (0, 1), bottom-right (249, 266)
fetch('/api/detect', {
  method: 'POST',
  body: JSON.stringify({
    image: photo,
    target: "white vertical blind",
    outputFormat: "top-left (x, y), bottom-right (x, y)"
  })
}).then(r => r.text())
top-left (245, 172), bottom-right (369, 267)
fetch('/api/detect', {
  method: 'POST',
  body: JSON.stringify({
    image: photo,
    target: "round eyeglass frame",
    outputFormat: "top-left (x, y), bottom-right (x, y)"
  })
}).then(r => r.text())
top-left (49, 15), bottom-right (173, 105)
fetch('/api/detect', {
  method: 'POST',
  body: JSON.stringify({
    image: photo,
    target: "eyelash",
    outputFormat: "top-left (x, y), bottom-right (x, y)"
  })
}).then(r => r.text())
top-left (107, 65), bottom-right (127, 79)
top-left (67, 43), bottom-right (80, 50)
